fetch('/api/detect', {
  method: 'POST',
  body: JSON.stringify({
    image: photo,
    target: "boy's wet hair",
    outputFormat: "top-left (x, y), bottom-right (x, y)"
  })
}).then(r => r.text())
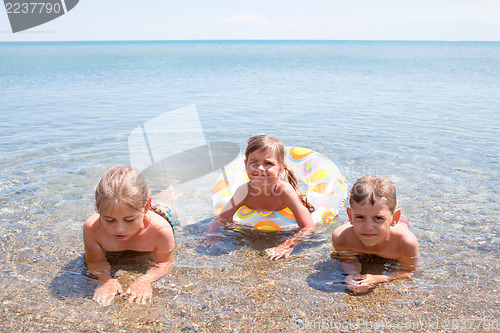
top-left (349, 175), bottom-right (397, 213)
top-left (245, 135), bottom-right (314, 212)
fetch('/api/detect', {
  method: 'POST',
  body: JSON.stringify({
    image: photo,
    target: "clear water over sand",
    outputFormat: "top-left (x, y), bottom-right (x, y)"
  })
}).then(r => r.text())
top-left (0, 41), bottom-right (499, 331)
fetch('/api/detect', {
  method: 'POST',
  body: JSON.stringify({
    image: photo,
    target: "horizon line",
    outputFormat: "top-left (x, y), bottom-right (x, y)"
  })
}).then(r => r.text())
top-left (1, 38), bottom-right (499, 43)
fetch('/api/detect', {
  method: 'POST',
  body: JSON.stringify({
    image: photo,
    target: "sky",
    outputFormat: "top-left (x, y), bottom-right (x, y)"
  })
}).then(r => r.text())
top-left (1, 0), bottom-right (500, 41)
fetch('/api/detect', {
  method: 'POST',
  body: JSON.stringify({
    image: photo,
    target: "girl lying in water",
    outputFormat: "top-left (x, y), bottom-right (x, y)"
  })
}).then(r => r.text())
top-left (83, 166), bottom-right (175, 306)
top-left (204, 135), bottom-right (315, 260)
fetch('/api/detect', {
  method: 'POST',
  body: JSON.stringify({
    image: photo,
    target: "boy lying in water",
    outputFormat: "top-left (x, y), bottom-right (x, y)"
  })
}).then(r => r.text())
top-left (332, 176), bottom-right (418, 293)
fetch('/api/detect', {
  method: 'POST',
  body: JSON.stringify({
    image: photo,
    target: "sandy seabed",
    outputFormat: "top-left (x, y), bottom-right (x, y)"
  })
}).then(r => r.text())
top-left (1, 220), bottom-right (499, 333)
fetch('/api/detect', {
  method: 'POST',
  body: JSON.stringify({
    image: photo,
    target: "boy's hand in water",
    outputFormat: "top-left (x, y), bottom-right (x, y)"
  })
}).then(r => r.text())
top-left (345, 274), bottom-right (381, 293)
top-left (265, 245), bottom-right (293, 260)
top-left (125, 275), bottom-right (153, 305)
top-left (93, 278), bottom-right (123, 306)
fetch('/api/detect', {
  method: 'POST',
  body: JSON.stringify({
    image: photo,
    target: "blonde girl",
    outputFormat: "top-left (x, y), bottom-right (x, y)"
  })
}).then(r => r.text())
top-left (83, 166), bottom-right (175, 306)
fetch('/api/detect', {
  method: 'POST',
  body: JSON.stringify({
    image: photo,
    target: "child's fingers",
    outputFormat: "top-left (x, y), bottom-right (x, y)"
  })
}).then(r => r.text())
top-left (102, 295), bottom-right (114, 306)
top-left (356, 286), bottom-right (370, 293)
top-left (93, 281), bottom-right (121, 306)
top-left (266, 250), bottom-right (277, 260)
top-left (345, 275), bottom-right (360, 286)
top-left (347, 284), bottom-right (359, 292)
top-left (127, 292), bottom-right (137, 304)
top-left (125, 289), bottom-right (151, 304)
top-left (265, 247), bottom-right (289, 260)
top-left (94, 292), bottom-right (113, 306)
top-left (265, 248), bottom-right (279, 260)
top-left (269, 253), bottom-right (281, 260)
top-left (282, 249), bottom-right (292, 259)
top-left (138, 293), bottom-right (151, 305)
top-left (129, 292), bottom-right (151, 305)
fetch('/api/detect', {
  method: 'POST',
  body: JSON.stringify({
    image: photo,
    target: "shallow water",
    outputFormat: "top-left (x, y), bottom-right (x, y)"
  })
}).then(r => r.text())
top-left (0, 41), bottom-right (499, 331)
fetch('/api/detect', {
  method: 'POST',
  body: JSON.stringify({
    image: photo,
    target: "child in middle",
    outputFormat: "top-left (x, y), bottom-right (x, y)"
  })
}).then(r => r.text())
top-left (205, 135), bottom-right (316, 260)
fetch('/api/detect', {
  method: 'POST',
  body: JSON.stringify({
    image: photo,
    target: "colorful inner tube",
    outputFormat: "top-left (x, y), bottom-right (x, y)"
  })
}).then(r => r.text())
top-left (211, 147), bottom-right (347, 232)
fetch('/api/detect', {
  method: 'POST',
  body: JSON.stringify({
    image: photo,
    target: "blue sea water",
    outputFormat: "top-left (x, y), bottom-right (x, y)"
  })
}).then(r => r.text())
top-left (0, 41), bottom-right (499, 330)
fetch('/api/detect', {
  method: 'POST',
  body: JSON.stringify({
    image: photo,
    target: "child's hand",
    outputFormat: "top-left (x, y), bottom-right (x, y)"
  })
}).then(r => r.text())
top-left (345, 274), bottom-right (380, 293)
top-left (201, 234), bottom-right (222, 248)
top-left (124, 276), bottom-right (153, 305)
top-left (93, 278), bottom-right (123, 306)
top-left (265, 245), bottom-right (293, 260)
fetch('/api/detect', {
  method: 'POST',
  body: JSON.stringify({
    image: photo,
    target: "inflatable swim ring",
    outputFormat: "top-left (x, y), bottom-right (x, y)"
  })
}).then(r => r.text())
top-left (211, 147), bottom-right (347, 232)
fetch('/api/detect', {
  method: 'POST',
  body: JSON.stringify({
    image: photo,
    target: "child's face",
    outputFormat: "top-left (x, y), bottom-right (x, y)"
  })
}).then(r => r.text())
top-left (99, 203), bottom-right (147, 241)
top-left (347, 200), bottom-right (400, 248)
top-left (245, 148), bottom-right (283, 185)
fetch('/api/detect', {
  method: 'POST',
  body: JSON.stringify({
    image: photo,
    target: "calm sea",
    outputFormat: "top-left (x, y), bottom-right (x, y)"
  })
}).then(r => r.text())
top-left (0, 41), bottom-right (499, 330)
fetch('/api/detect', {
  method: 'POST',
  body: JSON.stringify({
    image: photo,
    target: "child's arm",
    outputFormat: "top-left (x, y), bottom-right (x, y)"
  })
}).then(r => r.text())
top-left (84, 251), bottom-right (124, 306)
top-left (336, 249), bottom-right (368, 289)
top-left (217, 183), bottom-right (249, 222)
top-left (349, 236), bottom-right (419, 293)
top-left (265, 226), bottom-right (314, 260)
top-left (333, 226), bottom-right (419, 293)
top-left (353, 257), bottom-right (417, 292)
top-left (332, 224), bottom-right (372, 292)
top-left (265, 186), bottom-right (315, 260)
top-left (203, 184), bottom-right (248, 247)
top-left (83, 216), bottom-right (123, 306)
top-left (124, 227), bottom-right (175, 304)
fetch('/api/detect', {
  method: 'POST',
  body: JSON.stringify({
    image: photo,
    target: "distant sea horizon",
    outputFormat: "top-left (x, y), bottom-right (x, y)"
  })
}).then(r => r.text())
top-left (1, 38), bottom-right (500, 43)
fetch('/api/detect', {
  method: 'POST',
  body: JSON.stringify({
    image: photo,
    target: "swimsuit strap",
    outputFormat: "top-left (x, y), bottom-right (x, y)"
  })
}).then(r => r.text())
top-left (150, 203), bottom-right (177, 232)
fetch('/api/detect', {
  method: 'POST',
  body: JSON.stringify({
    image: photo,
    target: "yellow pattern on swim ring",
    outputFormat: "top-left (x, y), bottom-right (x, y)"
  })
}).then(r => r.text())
top-left (321, 210), bottom-right (335, 223)
top-left (289, 147), bottom-right (314, 160)
top-left (253, 220), bottom-right (283, 232)
top-left (311, 169), bottom-right (330, 183)
top-left (237, 206), bottom-right (256, 219)
top-left (259, 211), bottom-right (273, 217)
top-left (211, 146), bottom-right (347, 232)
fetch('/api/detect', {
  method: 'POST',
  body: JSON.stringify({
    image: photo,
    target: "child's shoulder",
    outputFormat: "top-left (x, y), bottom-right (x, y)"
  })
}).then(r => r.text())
top-left (332, 223), bottom-right (356, 247)
top-left (393, 223), bottom-right (419, 257)
top-left (147, 211), bottom-right (175, 252)
top-left (393, 222), bottom-right (417, 241)
top-left (149, 211), bottom-right (174, 234)
top-left (279, 179), bottom-right (297, 193)
top-left (84, 213), bottom-right (100, 230)
top-left (234, 182), bottom-right (252, 199)
top-left (83, 213), bottom-right (104, 252)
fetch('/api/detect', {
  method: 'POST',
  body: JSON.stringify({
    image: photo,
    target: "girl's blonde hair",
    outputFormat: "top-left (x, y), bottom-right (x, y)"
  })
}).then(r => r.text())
top-left (349, 175), bottom-right (397, 213)
top-left (95, 166), bottom-right (173, 229)
top-left (245, 135), bottom-right (314, 212)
